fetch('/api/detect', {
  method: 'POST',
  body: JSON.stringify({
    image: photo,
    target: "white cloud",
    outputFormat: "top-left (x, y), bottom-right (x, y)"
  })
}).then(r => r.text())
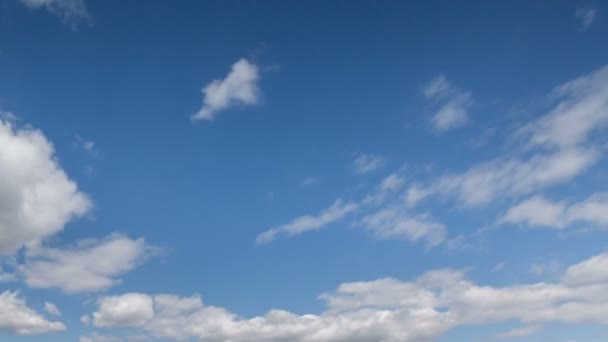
top-left (19, 0), bottom-right (88, 26)
top-left (492, 262), bottom-right (506, 272)
top-left (80, 332), bottom-right (124, 342)
top-left (520, 65), bottom-right (608, 148)
top-left (562, 252), bottom-right (608, 287)
top-left (192, 59), bottom-right (260, 121)
top-left (256, 199), bottom-right (358, 244)
top-left (0, 291), bottom-right (65, 335)
top-left (432, 146), bottom-right (597, 207)
top-left (575, 6), bottom-right (597, 30)
top-left (501, 193), bottom-right (608, 230)
top-left (424, 75), bottom-right (473, 132)
top-left (361, 207), bottom-right (446, 247)
top-left (0, 265), bottom-right (16, 282)
top-left (502, 195), bottom-right (568, 228)
top-left (497, 325), bottom-right (541, 338)
top-left (20, 234), bottom-right (152, 293)
top-left (257, 172), bottom-right (444, 247)
top-left (300, 177), bottom-right (320, 187)
top-left (75, 134), bottom-right (97, 156)
top-left (84, 250), bottom-right (608, 341)
top-left (44, 302), bottom-right (61, 317)
top-left (408, 65), bottom-right (608, 209)
top-left (0, 118), bottom-right (91, 255)
top-left (352, 153), bottom-right (386, 174)
top-left (93, 293), bottom-right (155, 328)
top-left (362, 172), bottom-right (406, 205)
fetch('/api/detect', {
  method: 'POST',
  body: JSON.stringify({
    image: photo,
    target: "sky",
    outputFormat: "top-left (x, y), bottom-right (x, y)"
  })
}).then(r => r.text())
top-left (1, 0), bottom-right (608, 341)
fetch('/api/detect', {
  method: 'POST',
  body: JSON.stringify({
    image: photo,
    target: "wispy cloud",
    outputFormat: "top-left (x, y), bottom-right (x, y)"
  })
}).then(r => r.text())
top-left (75, 134), bottom-right (98, 157)
top-left (192, 59), bottom-right (260, 122)
top-left (44, 302), bottom-right (61, 317)
top-left (352, 153), bottom-right (386, 175)
top-left (575, 6), bottom-right (597, 30)
top-left (409, 65), bottom-right (608, 208)
top-left (299, 177), bottom-right (320, 187)
top-left (361, 207), bottom-right (447, 247)
top-left (256, 199), bottom-right (358, 244)
top-left (501, 193), bottom-right (608, 230)
top-left (19, 0), bottom-right (89, 27)
top-left (424, 75), bottom-right (473, 132)
top-left (497, 325), bottom-right (541, 339)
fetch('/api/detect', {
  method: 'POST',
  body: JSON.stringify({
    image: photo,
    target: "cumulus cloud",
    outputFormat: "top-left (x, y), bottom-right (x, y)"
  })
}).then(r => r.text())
top-left (0, 291), bottom-right (65, 335)
top-left (502, 193), bottom-right (608, 230)
top-left (575, 6), bottom-right (597, 30)
top-left (423, 75), bottom-right (473, 132)
top-left (0, 118), bottom-right (91, 255)
top-left (352, 153), bottom-right (386, 175)
top-left (19, 0), bottom-right (88, 26)
top-left (84, 250), bottom-right (608, 341)
top-left (93, 293), bottom-right (155, 328)
top-left (256, 199), bottom-right (358, 244)
top-left (20, 234), bottom-right (152, 293)
top-left (192, 59), bottom-right (260, 121)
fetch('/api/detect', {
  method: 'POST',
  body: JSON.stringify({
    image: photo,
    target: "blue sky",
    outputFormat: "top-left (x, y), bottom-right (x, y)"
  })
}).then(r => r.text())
top-left (1, 0), bottom-right (608, 341)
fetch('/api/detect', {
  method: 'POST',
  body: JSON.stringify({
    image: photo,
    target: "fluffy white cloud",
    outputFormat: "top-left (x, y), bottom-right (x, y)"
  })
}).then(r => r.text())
top-left (20, 234), bottom-right (152, 293)
top-left (93, 293), bottom-right (154, 328)
top-left (44, 302), bottom-right (61, 317)
top-left (424, 75), bottom-right (473, 132)
top-left (84, 250), bottom-right (608, 341)
top-left (0, 291), bottom-right (65, 335)
top-left (192, 59), bottom-right (260, 121)
top-left (502, 193), bottom-right (608, 229)
top-left (0, 119), bottom-right (91, 255)
top-left (352, 154), bottom-right (386, 175)
top-left (256, 199), bottom-right (358, 244)
top-left (19, 0), bottom-right (88, 25)
top-left (575, 6), bottom-right (597, 30)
